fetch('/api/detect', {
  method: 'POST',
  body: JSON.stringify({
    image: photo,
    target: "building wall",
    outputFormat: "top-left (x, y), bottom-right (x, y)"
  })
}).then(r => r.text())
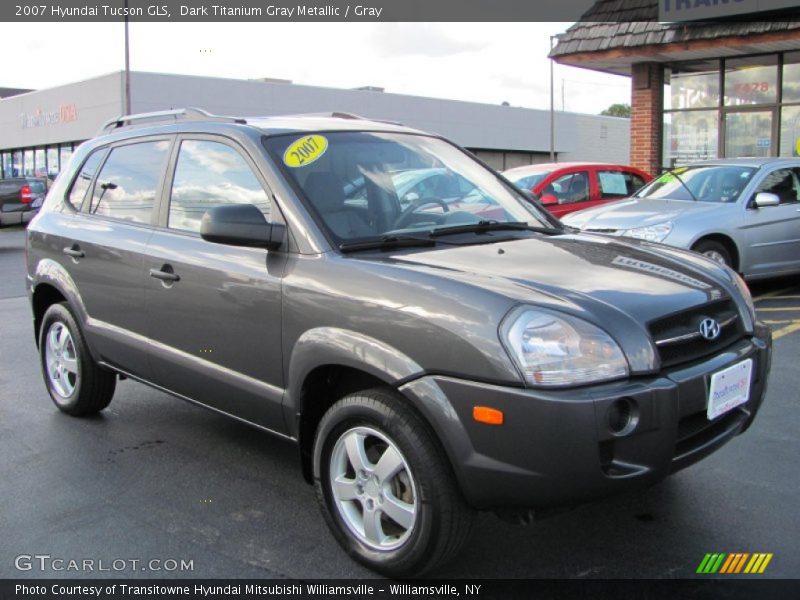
top-left (557, 114), bottom-right (631, 165)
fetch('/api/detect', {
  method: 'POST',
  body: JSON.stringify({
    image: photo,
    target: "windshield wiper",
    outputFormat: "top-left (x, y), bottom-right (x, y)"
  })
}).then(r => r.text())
top-left (339, 235), bottom-right (436, 253)
top-left (429, 220), bottom-right (562, 238)
top-left (667, 169), bottom-right (699, 202)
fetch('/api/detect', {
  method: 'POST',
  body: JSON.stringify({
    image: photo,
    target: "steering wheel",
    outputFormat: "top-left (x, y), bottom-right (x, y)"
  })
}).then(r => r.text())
top-left (392, 198), bottom-right (449, 229)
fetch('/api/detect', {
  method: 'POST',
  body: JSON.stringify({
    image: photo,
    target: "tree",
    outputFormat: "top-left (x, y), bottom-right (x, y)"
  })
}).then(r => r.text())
top-left (600, 103), bottom-right (631, 118)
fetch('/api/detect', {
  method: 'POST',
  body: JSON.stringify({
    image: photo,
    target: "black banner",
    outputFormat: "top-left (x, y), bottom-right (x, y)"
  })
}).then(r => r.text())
top-left (2, 579), bottom-right (800, 600)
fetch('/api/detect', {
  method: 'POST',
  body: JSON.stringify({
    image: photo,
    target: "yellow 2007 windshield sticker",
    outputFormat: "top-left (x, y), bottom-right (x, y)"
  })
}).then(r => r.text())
top-left (283, 135), bottom-right (328, 167)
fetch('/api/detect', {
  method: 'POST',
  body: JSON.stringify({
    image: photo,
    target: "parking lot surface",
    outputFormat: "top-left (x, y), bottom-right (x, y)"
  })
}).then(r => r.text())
top-left (1, 226), bottom-right (798, 579)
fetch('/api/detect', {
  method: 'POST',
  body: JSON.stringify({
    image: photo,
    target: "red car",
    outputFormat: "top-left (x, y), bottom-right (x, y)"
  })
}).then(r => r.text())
top-left (503, 162), bottom-right (652, 218)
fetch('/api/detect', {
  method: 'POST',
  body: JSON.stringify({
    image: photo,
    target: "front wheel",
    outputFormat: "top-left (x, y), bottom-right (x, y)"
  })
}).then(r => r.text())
top-left (313, 388), bottom-right (474, 577)
top-left (692, 239), bottom-right (733, 268)
top-left (39, 302), bottom-right (116, 416)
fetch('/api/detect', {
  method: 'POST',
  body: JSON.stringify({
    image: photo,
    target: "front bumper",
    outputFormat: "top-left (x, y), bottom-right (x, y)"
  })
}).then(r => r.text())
top-left (399, 323), bottom-right (772, 510)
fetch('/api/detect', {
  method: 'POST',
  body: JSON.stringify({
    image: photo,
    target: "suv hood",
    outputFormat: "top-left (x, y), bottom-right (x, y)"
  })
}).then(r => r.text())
top-left (563, 198), bottom-right (723, 231)
top-left (369, 233), bottom-right (729, 330)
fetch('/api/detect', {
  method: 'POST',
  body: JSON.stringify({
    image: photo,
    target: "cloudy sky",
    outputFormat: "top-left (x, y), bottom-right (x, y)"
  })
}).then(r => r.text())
top-left (3, 22), bottom-right (630, 115)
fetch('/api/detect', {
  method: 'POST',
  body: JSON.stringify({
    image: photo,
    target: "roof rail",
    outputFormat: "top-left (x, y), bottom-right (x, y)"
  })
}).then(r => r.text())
top-left (98, 107), bottom-right (247, 134)
top-left (280, 111), bottom-right (404, 126)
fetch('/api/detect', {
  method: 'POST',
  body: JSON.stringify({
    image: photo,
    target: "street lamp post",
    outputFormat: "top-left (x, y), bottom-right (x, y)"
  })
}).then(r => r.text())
top-left (124, 0), bottom-right (131, 115)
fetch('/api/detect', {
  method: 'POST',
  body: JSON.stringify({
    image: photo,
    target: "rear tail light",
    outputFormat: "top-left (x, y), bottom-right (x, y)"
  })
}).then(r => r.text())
top-left (20, 185), bottom-right (32, 204)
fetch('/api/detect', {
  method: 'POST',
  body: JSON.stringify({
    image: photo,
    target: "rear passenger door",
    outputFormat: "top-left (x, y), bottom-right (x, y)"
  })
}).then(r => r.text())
top-left (62, 138), bottom-right (171, 379)
top-left (143, 135), bottom-right (289, 434)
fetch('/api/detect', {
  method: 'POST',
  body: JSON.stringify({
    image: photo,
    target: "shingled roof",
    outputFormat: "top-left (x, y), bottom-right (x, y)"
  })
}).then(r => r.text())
top-left (551, 0), bottom-right (800, 75)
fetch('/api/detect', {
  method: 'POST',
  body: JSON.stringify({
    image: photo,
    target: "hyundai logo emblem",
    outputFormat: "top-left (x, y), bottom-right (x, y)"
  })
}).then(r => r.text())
top-left (699, 318), bottom-right (721, 341)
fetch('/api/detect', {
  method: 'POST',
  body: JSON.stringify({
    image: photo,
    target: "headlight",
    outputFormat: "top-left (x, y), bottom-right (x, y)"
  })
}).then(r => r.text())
top-left (621, 221), bottom-right (673, 243)
top-left (724, 266), bottom-right (755, 321)
top-left (501, 307), bottom-right (629, 388)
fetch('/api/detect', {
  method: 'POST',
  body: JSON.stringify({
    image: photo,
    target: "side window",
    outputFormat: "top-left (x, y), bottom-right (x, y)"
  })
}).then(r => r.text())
top-left (755, 168), bottom-right (800, 205)
top-left (168, 140), bottom-right (271, 233)
top-left (598, 170), bottom-right (637, 198)
top-left (66, 150), bottom-right (105, 210)
top-left (549, 172), bottom-right (589, 204)
top-left (89, 141), bottom-right (170, 223)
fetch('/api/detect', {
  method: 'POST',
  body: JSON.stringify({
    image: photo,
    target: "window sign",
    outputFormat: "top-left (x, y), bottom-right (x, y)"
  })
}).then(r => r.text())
top-left (724, 57), bottom-right (777, 106)
top-left (664, 110), bottom-right (719, 166)
top-left (598, 171), bottom-right (628, 195)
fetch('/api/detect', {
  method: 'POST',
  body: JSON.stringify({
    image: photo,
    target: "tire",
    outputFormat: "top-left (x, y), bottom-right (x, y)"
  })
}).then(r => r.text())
top-left (692, 239), bottom-right (733, 268)
top-left (313, 388), bottom-right (474, 577)
top-left (39, 302), bottom-right (116, 416)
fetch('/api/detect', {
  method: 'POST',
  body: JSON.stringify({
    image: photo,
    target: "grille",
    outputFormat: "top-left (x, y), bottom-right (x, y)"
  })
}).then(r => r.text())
top-left (649, 299), bottom-right (744, 368)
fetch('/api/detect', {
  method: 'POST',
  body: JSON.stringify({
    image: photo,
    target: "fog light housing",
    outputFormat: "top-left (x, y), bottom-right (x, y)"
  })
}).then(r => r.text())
top-left (607, 397), bottom-right (639, 436)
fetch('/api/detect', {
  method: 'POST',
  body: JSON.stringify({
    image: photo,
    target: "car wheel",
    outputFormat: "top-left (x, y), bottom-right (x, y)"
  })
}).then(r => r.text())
top-left (39, 302), bottom-right (116, 416)
top-left (313, 388), bottom-right (474, 577)
top-left (693, 240), bottom-right (732, 268)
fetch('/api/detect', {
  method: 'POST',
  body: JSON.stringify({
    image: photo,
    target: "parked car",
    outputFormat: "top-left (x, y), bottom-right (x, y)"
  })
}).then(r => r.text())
top-left (0, 176), bottom-right (47, 226)
top-left (26, 109), bottom-right (771, 576)
top-left (503, 162), bottom-right (652, 218)
top-left (562, 158), bottom-right (800, 280)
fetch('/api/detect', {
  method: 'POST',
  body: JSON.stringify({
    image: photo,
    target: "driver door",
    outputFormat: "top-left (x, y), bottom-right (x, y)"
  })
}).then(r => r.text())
top-left (743, 167), bottom-right (800, 277)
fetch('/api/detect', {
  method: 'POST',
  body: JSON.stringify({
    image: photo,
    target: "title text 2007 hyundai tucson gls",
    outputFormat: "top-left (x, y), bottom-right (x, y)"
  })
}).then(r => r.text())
top-left (26, 109), bottom-right (771, 576)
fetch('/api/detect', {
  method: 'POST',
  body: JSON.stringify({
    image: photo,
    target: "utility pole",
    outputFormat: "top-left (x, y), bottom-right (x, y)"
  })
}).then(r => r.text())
top-left (124, 0), bottom-right (131, 115)
top-left (549, 35), bottom-right (556, 162)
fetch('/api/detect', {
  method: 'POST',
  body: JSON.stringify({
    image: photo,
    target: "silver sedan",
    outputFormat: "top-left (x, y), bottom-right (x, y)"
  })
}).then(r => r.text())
top-left (562, 158), bottom-right (800, 280)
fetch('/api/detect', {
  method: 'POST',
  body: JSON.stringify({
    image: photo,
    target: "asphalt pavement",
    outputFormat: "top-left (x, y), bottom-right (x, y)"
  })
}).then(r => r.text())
top-left (1, 225), bottom-right (798, 579)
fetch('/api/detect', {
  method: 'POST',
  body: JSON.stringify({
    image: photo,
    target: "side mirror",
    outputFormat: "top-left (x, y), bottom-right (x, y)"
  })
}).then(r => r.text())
top-left (753, 192), bottom-right (780, 208)
top-left (200, 204), bottom-right (285, 250)
top-left (540, 194), bottom-right (558, 205)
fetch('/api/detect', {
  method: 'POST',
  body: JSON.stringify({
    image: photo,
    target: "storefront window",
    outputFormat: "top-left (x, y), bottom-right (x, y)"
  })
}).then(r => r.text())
top-left (23, 151), bottom-right (34, 176)
top-left (47, 147), bottom-right (59, 177)
top-left (782, 52), bottom-right (800, 104)
top-left (1, 153), bottom-right (11, 178)
top-left (59, 144), bottom-right (73, 170)
top-left (780, 106), bottom-right (800, 158)
top-left (725, 111), bottom-right (773, 158)
top-left (724, 56), bottom-right (778, 106)
top-left (34, 148), bottom-right (46, 177)
top-left (667, 60), bottom-right (719, 110)
top-left (663, 110), bottom-right (718, 167)
top-left (12, 151), bottom-right (22, 177)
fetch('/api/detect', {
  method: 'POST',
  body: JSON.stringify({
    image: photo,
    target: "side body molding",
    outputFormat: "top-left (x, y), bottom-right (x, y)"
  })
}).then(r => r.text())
top-left (284, 327), bottom-right (424, 433)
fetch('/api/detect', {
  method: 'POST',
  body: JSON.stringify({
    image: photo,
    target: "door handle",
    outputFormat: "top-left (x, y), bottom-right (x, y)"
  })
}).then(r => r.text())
top-left (62, 245), bottom-right (84, 258)
top-left (149, 267), bottom-right (180, 283)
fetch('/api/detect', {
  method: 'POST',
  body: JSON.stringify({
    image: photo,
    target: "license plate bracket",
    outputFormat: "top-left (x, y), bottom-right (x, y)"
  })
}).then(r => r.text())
top-left (707, 359), bottom-right (753, 421)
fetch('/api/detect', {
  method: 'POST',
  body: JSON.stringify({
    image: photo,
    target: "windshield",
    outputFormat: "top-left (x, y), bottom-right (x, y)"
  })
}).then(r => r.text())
top-left (635, 165), bottom-right (756, 203)
top-left (264, 132), bottom-right (553, 244)
top-left (505, 171), bottom-right (550, 191)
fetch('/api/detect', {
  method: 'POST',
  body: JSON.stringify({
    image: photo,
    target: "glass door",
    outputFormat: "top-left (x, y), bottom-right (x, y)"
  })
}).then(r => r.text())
top-left (724, 110), bottom-right (775, 158)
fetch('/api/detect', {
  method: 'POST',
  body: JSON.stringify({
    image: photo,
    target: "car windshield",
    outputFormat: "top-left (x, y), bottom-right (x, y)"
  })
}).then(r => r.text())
top-left (264, 132), bottom-right (554, 244)
top-left (635, 165), bottom-right (756, 203)
top-left (505, 171), bottom-right (550, 190)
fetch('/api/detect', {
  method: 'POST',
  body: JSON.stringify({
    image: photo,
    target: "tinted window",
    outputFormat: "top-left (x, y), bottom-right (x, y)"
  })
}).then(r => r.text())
top-left (546, 172), bottom-right (589, 203)
top-left (67, 151), bottom-right (105, 209)
top-left (168, 140), bottom-right (271, 233)
top-left (89, 141), bottom-right (169, 223)
top-left (754, 168), bottom-right (800, 205)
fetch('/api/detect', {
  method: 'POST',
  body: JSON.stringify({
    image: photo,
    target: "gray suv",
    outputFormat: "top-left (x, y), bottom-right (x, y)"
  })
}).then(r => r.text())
top-left (26, 109), bottom-right (772, 576)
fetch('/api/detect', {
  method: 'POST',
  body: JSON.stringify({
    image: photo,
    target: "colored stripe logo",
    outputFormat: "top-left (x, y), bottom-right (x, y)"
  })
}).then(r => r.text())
top-left (697, 553), bottom-right (773, 574)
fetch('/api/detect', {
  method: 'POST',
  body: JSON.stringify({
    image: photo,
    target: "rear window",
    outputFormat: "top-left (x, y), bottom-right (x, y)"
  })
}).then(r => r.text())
top-left (27, 180), bottom-right (46, 194)
top-left (87, 140), bottom-right (170, 224)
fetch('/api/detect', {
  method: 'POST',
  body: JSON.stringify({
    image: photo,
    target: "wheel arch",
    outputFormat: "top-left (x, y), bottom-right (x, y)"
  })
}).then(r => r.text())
top-left (286, 328), bottom-right (428, 484)
top-left (691, 233), bottom-right (741, 271)
top-left (30, 259), bottom-right (90, 348)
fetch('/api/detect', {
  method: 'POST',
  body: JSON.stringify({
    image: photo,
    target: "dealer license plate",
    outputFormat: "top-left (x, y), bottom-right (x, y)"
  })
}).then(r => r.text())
top-left (707, 359), bottom-right (753, 421)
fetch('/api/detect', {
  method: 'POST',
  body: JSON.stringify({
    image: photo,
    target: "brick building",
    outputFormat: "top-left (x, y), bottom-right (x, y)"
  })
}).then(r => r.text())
top-left (551, 1), bottom-right (800, 175)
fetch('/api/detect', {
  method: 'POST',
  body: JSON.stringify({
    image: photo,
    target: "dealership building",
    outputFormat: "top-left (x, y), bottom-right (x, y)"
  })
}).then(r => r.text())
top-left (0, 71), bottom-right (630, 179)
top-left (552, 0), bottom-right (800, 175)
